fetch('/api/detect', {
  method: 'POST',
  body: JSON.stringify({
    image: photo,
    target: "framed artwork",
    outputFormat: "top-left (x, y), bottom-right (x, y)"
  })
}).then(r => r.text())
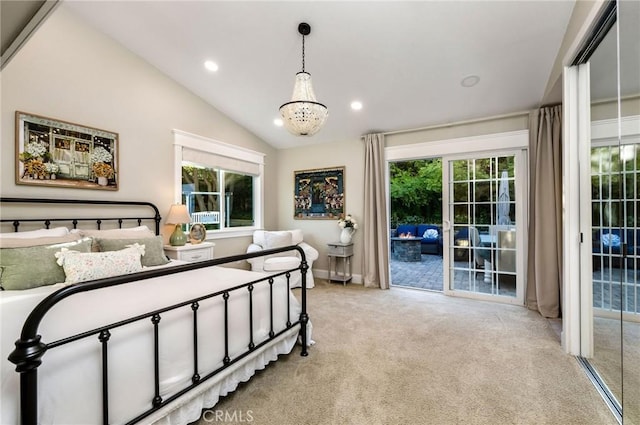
top-left (294, 166), bottom-right (345, 219)
top-left (15, 111), bottom-right (119, 190)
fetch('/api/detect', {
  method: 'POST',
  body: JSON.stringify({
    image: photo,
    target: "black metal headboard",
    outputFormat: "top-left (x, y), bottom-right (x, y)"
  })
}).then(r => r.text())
top-left (0, 197), bottom-right (162, 235)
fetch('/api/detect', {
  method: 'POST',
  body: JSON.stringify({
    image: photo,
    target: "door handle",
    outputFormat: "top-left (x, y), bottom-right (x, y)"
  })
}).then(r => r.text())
top-left (442, 220), bottom-right (451, 232)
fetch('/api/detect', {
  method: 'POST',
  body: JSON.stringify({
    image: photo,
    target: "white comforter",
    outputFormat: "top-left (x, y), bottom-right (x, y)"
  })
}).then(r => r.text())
top-left (1, 263), bottom-right (308, 425)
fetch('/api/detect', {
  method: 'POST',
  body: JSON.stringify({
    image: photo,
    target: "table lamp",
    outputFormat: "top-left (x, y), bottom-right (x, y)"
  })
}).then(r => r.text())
top-left (166, 204), bottom-right (192, 246)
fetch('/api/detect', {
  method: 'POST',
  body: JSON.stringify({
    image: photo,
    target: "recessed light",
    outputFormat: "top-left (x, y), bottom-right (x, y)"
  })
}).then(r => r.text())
top-left (461, 75), bottom-right (480, 87)
top-left (350, 101), bottom-right (363, 111)
top-left (274, 118), bottom-right (283, 127)
top-left (204, 60), bottom-right (219, 72)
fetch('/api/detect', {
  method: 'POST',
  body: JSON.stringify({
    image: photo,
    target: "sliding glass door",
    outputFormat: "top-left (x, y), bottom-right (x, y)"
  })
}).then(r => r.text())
top-left (442, 151), bottom-right (525, 304)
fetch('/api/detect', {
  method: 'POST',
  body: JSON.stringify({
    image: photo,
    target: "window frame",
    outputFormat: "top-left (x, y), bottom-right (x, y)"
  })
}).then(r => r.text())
top-left (173, 130), bottom-right (264, 239)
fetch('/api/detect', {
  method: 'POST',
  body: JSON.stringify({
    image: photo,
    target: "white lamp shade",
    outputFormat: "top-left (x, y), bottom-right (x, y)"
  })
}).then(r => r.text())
top-left (279, 72), bottom-right (328, 136)
top-left (165, 204), bottom-right (192, 225)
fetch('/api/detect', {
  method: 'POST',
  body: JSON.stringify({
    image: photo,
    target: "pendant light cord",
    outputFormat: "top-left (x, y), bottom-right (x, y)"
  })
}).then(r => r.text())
top-left (301, 34), bottom-right (306, 72)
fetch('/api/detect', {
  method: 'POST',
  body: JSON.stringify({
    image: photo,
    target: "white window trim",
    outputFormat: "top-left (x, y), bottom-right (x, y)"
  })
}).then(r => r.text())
top-left (173, 129), bottom-right (265, 239)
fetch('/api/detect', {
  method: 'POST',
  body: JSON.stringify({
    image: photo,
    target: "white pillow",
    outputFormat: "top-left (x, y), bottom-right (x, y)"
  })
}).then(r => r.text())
top-left (55, 243), bottom-right (145, 285)
top-left (264, 231), bottom-right (294, 258)
top-left (0, 227), bottom-right (69, 239)
top-left (70, 225), bottom-right (154, 238)
top-left (290, 229), bottom-right (304, 245)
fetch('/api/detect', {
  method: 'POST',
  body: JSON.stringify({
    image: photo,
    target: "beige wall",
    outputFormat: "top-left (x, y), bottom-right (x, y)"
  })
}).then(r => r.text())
top-left (276, 139), bottom-right (365, 279)
top-left (0, 6), bottom-right (278, 259)
top-left (386, 115), bottom-right (529, 147)
top-left (592, 96), bottom-right (640, 121)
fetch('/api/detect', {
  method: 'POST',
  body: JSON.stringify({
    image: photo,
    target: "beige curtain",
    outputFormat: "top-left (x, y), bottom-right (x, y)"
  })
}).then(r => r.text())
top-left (363, 133), bottom-right (390, 289)
top-left (527, 105), bottom-right (563, 317)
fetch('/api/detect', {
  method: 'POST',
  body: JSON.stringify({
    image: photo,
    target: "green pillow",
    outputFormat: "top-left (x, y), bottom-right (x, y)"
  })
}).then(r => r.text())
top-left (0, 238), bottom-right (92, 290)
top-left (96, 236), bottom-right (169, 267)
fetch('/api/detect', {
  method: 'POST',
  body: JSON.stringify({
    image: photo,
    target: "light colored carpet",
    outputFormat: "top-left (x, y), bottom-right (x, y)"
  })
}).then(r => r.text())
top-left (193, 280), bottom-right (617, 425)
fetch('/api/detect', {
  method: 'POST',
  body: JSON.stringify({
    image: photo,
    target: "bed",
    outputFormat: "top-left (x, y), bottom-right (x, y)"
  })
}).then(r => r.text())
top-left (0, 197), bottom-right (311, 425)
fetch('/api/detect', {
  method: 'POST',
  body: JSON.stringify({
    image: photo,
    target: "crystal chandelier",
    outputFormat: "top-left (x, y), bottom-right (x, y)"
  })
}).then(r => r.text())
top-left (279, 23), bottom-right (328, 136)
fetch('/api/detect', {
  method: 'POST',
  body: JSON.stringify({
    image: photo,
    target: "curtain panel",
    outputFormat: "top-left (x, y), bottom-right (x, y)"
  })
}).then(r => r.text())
top-left (526, 105), bottom-right (563, 317)
top-left (363, 133), bottom-right (390, 289)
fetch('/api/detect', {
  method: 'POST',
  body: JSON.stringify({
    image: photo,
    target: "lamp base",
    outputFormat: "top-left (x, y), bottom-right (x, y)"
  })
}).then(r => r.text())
top-left (169, 224), bottom-right (187, 246)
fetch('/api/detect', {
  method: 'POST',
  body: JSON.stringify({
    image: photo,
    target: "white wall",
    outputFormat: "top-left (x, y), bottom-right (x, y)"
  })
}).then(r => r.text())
top-left (0, 6), bottom-right (278, 258)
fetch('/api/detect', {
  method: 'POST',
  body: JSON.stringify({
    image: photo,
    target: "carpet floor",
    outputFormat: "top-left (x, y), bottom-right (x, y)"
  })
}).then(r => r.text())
top-left (192, 280), bottom-right (617, 425)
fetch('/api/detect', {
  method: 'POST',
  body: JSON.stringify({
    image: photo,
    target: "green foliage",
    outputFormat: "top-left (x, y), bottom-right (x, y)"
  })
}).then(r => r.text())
top-left (390, 159), bottom-right (442, 225)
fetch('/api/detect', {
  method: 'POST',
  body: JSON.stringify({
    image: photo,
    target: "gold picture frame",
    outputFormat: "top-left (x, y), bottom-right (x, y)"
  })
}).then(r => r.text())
top-left (15, 111), bottom-right (119, 190)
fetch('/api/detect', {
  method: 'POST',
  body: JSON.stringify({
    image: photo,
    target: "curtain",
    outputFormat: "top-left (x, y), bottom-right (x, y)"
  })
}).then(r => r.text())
top-left (527, 105), bottom-right (563, 317)
top-left (363, 133), bottom-right (390, 289)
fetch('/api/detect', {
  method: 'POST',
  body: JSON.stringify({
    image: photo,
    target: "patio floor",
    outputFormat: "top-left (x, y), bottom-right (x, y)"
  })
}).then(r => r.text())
top-left (390, 253), bottom-right (516, 297)
top-left (390, 253), bottom-right (640, 313)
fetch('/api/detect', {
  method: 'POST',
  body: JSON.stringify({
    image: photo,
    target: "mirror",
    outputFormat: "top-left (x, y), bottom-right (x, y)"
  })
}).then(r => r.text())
top-left (619, 1), bottom-right (640, 423)
top-left (588, 15), bottom-right (622, 416)
top-left (588, 0), bottom-right (640, 423)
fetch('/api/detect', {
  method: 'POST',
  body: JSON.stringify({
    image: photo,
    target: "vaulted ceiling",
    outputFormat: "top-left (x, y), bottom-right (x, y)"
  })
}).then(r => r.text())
top-left (8, 1), bottom-right (577, 149)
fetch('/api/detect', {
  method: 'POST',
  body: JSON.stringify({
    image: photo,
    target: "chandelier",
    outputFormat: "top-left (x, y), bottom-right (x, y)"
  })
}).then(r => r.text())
top-left (279, 23), bottom-right (328, 136)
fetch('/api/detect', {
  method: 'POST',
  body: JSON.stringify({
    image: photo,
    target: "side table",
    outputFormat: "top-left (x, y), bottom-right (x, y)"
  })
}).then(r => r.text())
top-left (164, 241), bottom-right (215, 263)
top-left (327, 242), bottom-right (353, 285)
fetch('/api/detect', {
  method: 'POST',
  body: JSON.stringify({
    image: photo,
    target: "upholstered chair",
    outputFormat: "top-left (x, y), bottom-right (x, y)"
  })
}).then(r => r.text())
top-left (246, 229), bottom-right (318, 288)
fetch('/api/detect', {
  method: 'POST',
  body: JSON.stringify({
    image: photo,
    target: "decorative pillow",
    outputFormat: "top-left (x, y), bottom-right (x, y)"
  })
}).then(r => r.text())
top-left (264, 231), bottom-right (295, 258)
top-left (71, 226), bottom-right (156, 251)
top-left (0, 227), bottom-right (69, 239)
top-left (602, 233), bottom-right (621, 247)
top-left (0, 233), bottom-right (82, 249)
top-left (0, 238), bottom-right (92, 290)
top-left (423, 228), bottom-right (439, 240)
top-left (55, 244), bottom-right (145, 285)
top-left (96, 236), bottom-right (169, 267)
top-left (289, 229), bottom-right (304, 245)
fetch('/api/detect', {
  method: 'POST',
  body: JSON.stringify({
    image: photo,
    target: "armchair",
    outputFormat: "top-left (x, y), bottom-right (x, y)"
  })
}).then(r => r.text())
top-left (246, 229), bottom-right (319, 288)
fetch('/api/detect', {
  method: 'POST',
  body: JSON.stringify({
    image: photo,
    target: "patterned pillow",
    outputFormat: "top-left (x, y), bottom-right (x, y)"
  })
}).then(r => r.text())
top-left (423, 228), bottom-right (439, 240)
top-left (55, 244), bottom-right (145, 285)
top-left (601, 233), bottom-right (621, 247)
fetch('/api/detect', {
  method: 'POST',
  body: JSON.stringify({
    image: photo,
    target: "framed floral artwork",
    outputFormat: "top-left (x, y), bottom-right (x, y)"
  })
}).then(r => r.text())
top-left (294, 166), bottom-right (345, 219)
top-left (15, 111), bottom-right (119, 190)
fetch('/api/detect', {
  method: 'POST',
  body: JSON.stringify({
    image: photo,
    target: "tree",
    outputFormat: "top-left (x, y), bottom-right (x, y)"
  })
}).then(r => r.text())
top-left (390, 159), bottom-right (442, 226)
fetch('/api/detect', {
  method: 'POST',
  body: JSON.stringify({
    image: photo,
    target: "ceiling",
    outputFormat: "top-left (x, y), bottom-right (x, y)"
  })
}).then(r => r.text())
top-left (41, 2), bottom-right (578, 149)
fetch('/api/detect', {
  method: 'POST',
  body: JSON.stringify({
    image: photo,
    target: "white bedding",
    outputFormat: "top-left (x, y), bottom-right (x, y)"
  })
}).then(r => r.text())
top-left (1, 261), bottom-right (310, 425)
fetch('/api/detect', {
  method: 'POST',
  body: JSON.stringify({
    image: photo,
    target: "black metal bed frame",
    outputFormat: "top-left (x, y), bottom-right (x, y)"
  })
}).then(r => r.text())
top-left (1, 197), bottom-right (309, 425)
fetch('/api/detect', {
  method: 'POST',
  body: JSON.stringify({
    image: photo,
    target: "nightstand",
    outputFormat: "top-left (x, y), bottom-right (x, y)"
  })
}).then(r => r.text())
top-left (327, 242), bottom-right (353, 285)
top-left (164, 242), bottom-right (215, 263)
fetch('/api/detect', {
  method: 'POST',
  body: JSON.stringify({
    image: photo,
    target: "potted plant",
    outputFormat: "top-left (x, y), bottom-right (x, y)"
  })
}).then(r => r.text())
top-left (44, 162), bottom-right (60, 179)
top-left (90, 147), bottom-right (114, 186)
top-left (92, 162), bottom-right (115, 186)
top-left (19, 141), bottom-right (49, 179)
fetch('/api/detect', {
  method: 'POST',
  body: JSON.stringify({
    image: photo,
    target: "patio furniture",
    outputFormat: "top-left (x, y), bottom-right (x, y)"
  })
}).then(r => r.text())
top-left (395, 224), bottom-right (443, 255)
top-left (391, 236), bottom-right (422, 262)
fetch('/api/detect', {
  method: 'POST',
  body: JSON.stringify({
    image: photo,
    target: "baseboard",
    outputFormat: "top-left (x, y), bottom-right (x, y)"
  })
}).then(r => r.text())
top-left (313, 268), bottom-right (363, 284)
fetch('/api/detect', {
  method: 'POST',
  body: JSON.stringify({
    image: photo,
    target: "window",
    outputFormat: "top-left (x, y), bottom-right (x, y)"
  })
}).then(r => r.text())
top-left (174, 130), bottom-right (264, 237)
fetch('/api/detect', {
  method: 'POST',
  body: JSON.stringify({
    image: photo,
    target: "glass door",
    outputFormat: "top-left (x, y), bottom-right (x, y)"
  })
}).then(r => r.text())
top-left (443, 151), bottom-right (525, 304)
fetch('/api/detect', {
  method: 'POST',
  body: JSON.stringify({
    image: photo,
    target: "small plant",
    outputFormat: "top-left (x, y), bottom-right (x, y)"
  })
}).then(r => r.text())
top-left (338, 214), bottom-right (358, 230)
top-left (92, 162), bottom-right (115, 178)
top-left (44, 162), bottom-right (59, 174)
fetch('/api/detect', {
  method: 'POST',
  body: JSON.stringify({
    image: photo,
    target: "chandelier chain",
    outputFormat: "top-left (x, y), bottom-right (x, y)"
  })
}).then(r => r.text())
top-left (301, 34), bottom-right (306, 72)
